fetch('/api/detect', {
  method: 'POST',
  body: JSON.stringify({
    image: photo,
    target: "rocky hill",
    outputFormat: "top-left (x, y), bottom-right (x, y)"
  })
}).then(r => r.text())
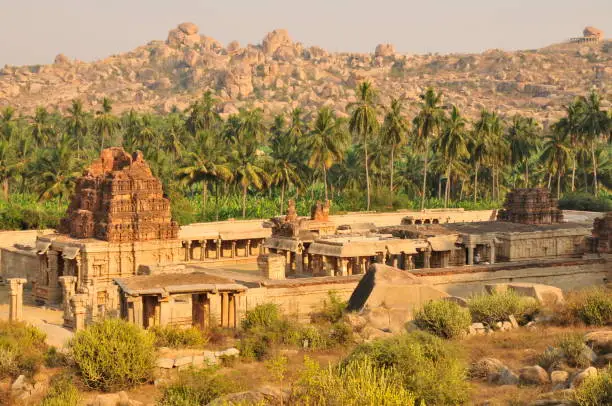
top-left (0, 23), bottom-right (610, 123)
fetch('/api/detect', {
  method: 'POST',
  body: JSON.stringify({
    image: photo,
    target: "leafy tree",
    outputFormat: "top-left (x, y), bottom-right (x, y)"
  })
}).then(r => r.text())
top-left (412, 88), bottom-right (445, 209)
top-left (349, 81), bottom-right (379, 210)
top-left (186, 90), bottom-right (219, 135)
top-left (579, 90), bottom-right (610, 196)
top-left (555, 99), bottom-right (585, 191)
top-left (303, 107), bottom-right (348, 200)
top-left (542, 128), bottom-right (572, 198)
top-left (34, 135), bottom-right (82, 204)
top-left (381, 98), bottom-right (409, 192)
top-left (508, 115), bottom-right (540, 187)
top-left (94, 97), bottom-right (120, 151)
top-left (435, 105), bottom-right (469, 207)
top-left (66, 100), bottom-right (88, 158)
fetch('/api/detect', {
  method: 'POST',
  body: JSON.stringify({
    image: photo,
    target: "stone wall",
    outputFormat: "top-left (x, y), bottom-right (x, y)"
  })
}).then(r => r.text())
top-left (0, 247), bottom-right (38, 285)
top-left (416, 259), bottom-right (608, 298)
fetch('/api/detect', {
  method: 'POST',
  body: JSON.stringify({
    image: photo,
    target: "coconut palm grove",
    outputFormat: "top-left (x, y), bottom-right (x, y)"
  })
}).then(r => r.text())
top-left (0, 84), bottom-right (610, 230)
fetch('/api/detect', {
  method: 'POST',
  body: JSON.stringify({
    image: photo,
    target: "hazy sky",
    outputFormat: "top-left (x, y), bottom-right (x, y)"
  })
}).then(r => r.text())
top-left (1, 0), bottom-right (610, 66)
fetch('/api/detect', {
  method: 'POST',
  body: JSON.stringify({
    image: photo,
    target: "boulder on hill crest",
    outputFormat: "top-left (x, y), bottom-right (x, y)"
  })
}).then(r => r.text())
top-left (262, 29), bottom-right (293, 56)
top-left (375, 43), bottom-right (396, 57)
top-left (178, 22), bottom-right (199, 35)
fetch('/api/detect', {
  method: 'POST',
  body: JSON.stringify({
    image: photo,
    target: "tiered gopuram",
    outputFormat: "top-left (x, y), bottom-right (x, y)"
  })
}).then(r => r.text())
top-left (59, 147), bottom-right (178, 242)
top-left (497, 188), bottom-right (563, 225)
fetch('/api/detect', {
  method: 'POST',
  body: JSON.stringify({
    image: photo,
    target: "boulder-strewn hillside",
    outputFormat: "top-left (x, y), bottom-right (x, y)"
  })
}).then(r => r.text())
top-left (0, 23), bottom-right (610, 123)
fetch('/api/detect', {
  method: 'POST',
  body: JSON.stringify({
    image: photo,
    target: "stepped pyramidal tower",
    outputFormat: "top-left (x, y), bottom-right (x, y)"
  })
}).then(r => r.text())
top-left (59, 147), bottom-right (179, 242)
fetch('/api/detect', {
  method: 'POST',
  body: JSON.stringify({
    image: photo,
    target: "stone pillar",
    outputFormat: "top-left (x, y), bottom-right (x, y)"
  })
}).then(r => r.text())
top-left (200, 240), bottom-right (207, 260)
top-left (58, 276), bottom-right (77, 327)
top-left (489, 241), bottom-right (496, 264)
top-left (441, 251), bottom-right (450, 268)
top-left (75, 256), bottom-right (82, 283)
top-left (47, 250), bottom-right (61, 304)
top-left (407, 255), bottom-right (414, 270)
top-left (221, 293), bottom-right (229, 327)
top-left (208, 292), bottom-right (221, 327)
top-left (295, 250), bottom-right (304, 275)
top-left (86, 279), bottom-right (98, 321)
top-left (467, 245), bottom-right (475, 266)
top-left (423, 250), bottom-right (431, 269)
top-left (246, 240), bottom-right (251, 257)
top-left (228, 294), bottom-right (236, 328)
top-left (392, 255), bottom-right (399, 268)
top-left (216, 239), bottom-right (222, 259)
top-left (70, 294), bottom-right (88, 331)
top-left (231, 241), bottom-right (237, 258)
top-left (184, 241), bottom-right (192, 262)
top-left (159, 296), bottom-right (171, 326)
top-left (338, 259), bottom-right (347, 276)
top-left (8, 278), bottom-right (26, 322)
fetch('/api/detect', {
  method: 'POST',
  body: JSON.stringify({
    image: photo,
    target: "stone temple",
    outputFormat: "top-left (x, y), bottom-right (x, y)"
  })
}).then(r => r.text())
top-left (0, 148), bottom-right (609, 333)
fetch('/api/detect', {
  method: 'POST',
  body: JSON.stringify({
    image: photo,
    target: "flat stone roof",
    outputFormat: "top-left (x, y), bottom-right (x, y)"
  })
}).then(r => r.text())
top-left (444, 221), bottom-right (589, 234)
top-left (114, 272), bottom-right (247, 296)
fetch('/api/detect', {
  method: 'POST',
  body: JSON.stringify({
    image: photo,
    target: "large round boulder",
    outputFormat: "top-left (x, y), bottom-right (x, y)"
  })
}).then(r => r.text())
top-left (375, 43), bottom-right (396, 57)
top-left (178, 22), bottom-right (199, 35)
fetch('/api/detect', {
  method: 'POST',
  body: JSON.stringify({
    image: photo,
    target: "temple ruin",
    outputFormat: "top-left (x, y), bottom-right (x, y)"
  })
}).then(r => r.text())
top-left (570, 26), bottom-right (604, 43)
top-left (497, 188), bottom-right (563, 225)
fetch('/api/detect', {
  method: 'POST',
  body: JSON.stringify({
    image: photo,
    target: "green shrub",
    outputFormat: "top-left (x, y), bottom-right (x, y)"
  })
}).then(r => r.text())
top-left (0, 321), bottom-right (47, 378)
top-left (327, 321), bottom-right (353, 346)
top-left (292, 356), bottom-right (416, 405)
top-left (558, 333), bottom-right (592, 368)
top-left (44, 346), bottom-right (68, 368)
top-left (158, 368), bottom-right (236, 406)
top-left (241, 303), bottom-right (282, 330)
top-left (311, 291), bottom-right (347, 324)
top-left (558, 192), bottom-right (612, 212)
top-left (70, 318), bottom-right (155, 392)
top-left (537, 346), bottom-right (565, 371)
top-left (150, 326), bottom-right (209, 348)
top-left (566, 288), bottom-right (612, 326)
top-left (343, 331), bottom-right (469, 405)
top-left (414, 300), bottom-right (472, 339)
top-left (40, 374), bottom-right (80, 406)
top-left (574, 365), bottom-right (612, 406)
top-left (468, 290), bottom-right (540, 326)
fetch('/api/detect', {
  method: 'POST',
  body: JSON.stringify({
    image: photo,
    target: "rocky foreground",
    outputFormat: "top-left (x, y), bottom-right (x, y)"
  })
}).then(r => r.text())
top-left (0, 22), bottom-right (610, 123)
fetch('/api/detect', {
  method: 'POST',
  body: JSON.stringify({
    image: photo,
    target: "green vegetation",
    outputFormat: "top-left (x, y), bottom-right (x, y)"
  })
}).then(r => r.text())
top-left (0, 321), bottom-right (47, 378)
top-left (150, 325), bottom-right (209, 348)
top-left (69, 318), bottom-right (155, 392)
top-left (559, 192), bottom-right (612, 212)
top-left (557, 333), bottom-right (592, 368)
top-left (292, 356), bottom-right (416, 406)
top-left (0, 88), bottom-right (609, 230)
top-left (158, 367), bottom-right (236, 406)
top-left (239, 301), bottom-right (352, 360)
top-left (40, 374), bottom-right (80, 406)
top-left (563, 287), bottom-right (612, 326)
top-left (574, 365), bottom-right (612, 406)
top-left (468, 290), bottom-right (540, 326)
top-left (414, 299), bottom-right (472, 339)
top-left (344, 331), bottom-right (470, 405)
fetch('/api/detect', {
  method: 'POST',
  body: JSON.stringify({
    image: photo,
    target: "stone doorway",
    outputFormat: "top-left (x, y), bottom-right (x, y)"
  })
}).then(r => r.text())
top-left (142, 295), bottom-right (159, 328)
top-left (192, 293), bottom-right (210, 329)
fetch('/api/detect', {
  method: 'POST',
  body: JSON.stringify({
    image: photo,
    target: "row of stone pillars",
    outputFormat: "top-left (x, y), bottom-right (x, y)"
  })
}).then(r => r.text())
top-left (183, 238), bottom-right (265, 262)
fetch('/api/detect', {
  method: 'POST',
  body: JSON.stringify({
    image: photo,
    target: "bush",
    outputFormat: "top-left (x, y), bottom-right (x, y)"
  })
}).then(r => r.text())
top-left (343, 331), bottom-right (469, 405)
top-left (292, 356), bottom-right (416, 406)
top-left (241, 303), bottom-right (282, 331)
top-left (468, 290), bottom-right (540, 326)
top-left (0, 321), bottom-right (47, 378)
top-left (40, 374), bottom-right (80, 406)
top-left (574, 365), bottom-right (612, 406)
top-left (537, 346), bottom-right (565, 371)
top-left (565, 288), bottom-right (612, 326)
top-left (150, 326), bottom-right (209, 348)
top-left (45, 346), bottom-right (68, 368)
top-left (558, 333), bottom-right (592, 368)
top-left (414, 300), bottom-right (472, 339)
top-left (311, 291), bottom-right (347, 324)
top-left (558, 192), bottom-right (612, 212)
top-left (70, 318), bottom-right (155, 392)
top-left (158, 368), bottom-right (236, 406)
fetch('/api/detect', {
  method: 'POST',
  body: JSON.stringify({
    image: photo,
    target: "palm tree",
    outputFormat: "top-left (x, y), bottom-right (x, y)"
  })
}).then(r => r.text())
top-left (554, 99), bottom-right (585, 191)
top-left (94, 97), bottom-right (120, 151)
top-left (66, 100), bottom-right (88, 158)
top-left (508, 115), bottom-right (540, 187)
top-left (34, 135), bottom-right (82, 204)
top-left (412, 88), bottom-right (445, 209)
top-left (349, 81), bottom-right (379, 210)
top-left (186, 91), bottom-right (219, 135)
top-left (541, 129), bottom-right (572, 198)
top-left (122, 109), bottom-right (142, 151)
top-left (287, 108), bottom-right (306, 142)
top-left (177, 131), bottom-right (232, 216)
top-left (0, 107), bottom-right (17, 141)
top-left (137, 114), bottom-right (158, 150)
top-left (473, 109), bottom-right (506, 201)
top-left (381, 98), bottom-right (409, 192)
top-left (31, 106), bottom-right (54, 146)
top-left (227, 110), bottom-right (270, 218)
top-left (435, 105), bottom-right (469, 207)
top-left (303, 107), bottom-right (348, 200)
top-left (0, 138), bottom-right (24, 199)
top-left (579, 90), bottom-right (609, 196)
